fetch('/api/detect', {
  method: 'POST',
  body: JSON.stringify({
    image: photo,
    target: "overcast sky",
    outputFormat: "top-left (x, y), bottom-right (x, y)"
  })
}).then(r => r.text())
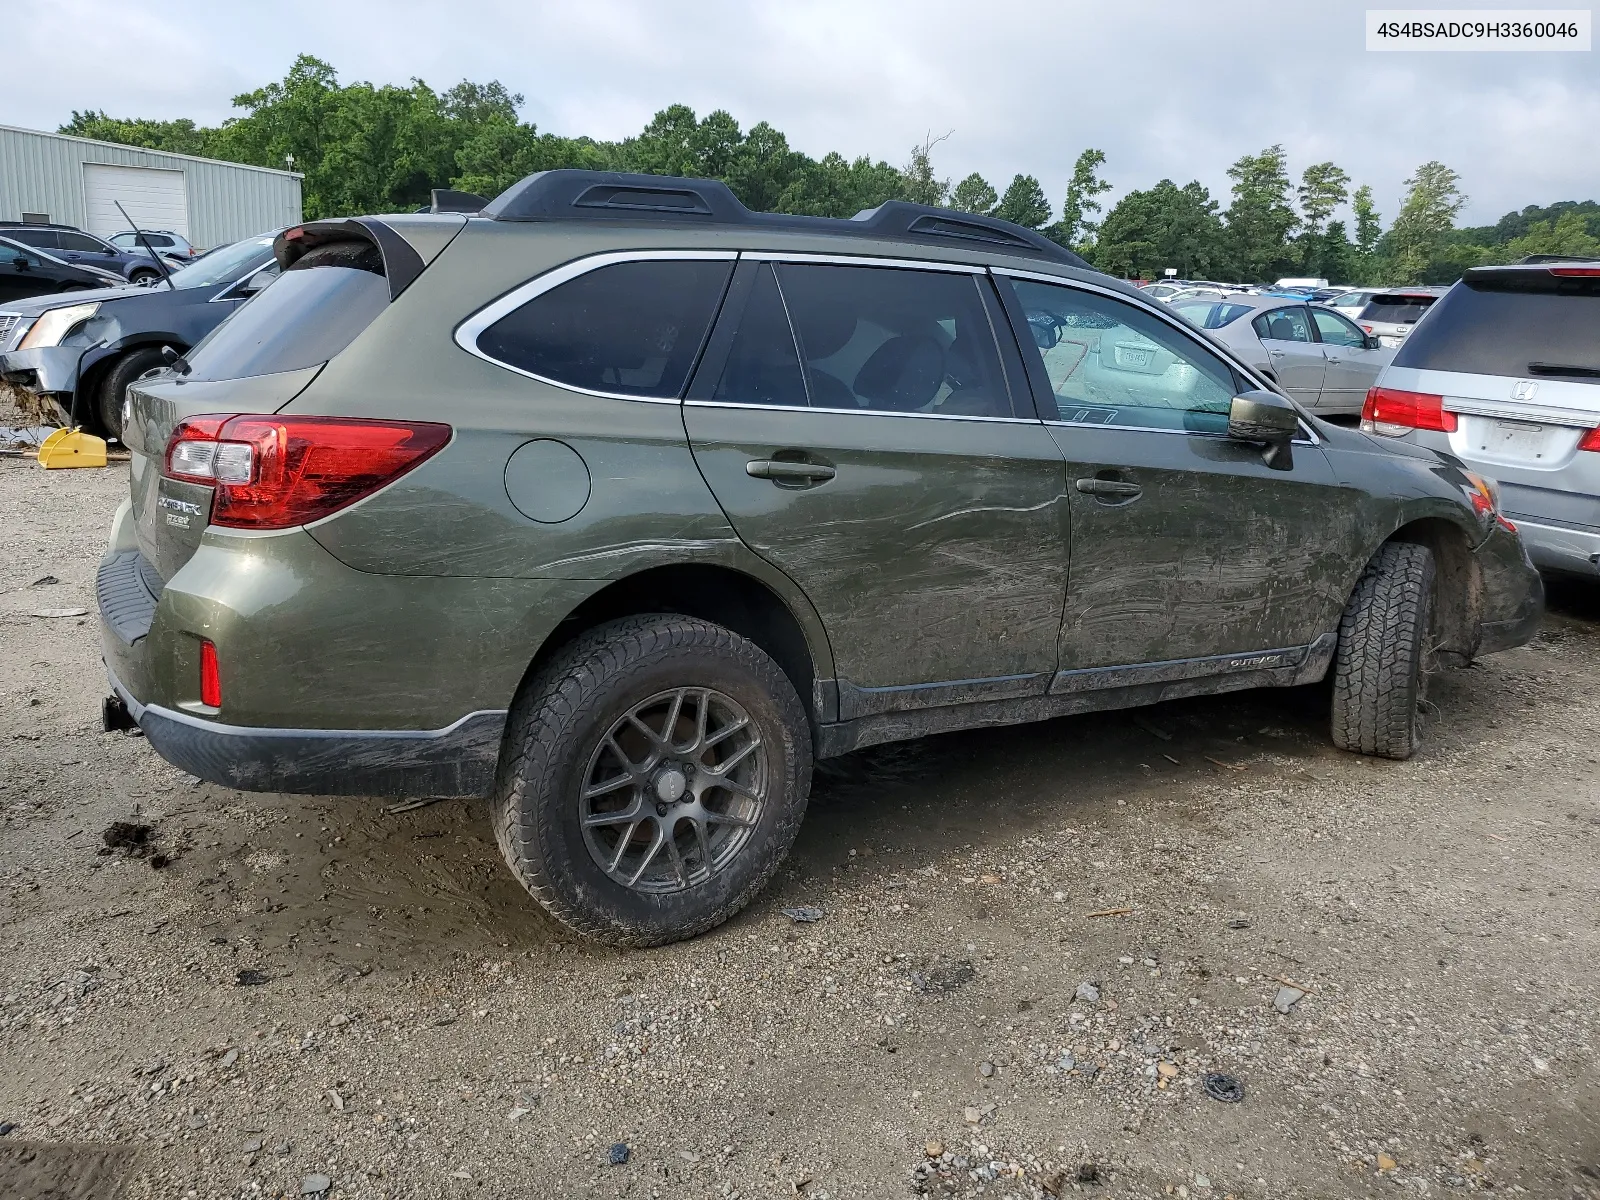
top-left (10, 0), bottom-right (1597, 227)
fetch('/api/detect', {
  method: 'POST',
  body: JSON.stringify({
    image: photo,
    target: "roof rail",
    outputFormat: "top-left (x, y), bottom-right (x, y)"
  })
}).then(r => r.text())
top-left (482, 170), bottom-right (1090, 270)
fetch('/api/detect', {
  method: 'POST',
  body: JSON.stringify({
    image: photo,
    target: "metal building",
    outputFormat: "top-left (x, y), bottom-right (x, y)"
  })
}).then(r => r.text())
top-left (0, 125), bottom-right (302, 251)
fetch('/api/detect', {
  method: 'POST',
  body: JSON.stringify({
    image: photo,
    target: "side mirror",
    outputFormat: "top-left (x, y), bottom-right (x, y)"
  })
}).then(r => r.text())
top-left (1228, 389), bottom-right (1300, 470)
top-left (12, 255), bottom-right (30, 270)
top-left (1364, 334), bottom-right (1382, 350)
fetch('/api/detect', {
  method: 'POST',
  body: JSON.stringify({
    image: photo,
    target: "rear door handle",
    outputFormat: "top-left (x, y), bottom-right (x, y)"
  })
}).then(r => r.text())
top-left (746, 459), bottom-right (836, 483)
top-left (1075, 477), bottom-right (1142, 497)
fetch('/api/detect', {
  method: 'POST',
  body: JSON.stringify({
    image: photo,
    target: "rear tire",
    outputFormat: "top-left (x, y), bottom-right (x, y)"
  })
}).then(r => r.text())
top-left (1329, 541), bottom-right (1435, 759)
top-left (493, 614), bottom-right (812, 947)
top-left (97, 348), bottom-right (167, 442)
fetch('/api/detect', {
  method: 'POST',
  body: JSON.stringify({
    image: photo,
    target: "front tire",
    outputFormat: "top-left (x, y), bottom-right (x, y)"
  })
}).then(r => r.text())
top-left (97, 348), bottom-right (167, 442)
top-left (1329, 541), bottom-right (1435, 759)
top-left (493, 615), bottom-right (812, 947)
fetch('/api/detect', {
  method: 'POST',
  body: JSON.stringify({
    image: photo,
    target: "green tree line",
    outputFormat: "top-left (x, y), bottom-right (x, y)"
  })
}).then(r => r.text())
top-left (63, 55), bottom-right (1600, 284)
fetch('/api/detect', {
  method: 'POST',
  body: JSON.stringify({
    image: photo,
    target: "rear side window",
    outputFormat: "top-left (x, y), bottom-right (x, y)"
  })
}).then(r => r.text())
top-left (7, 228), bottom-right (57, 249)
top-left (1394, 276), bottom-right (1600, 379)
top-left (1359, 295), bottom-right (1436, 324)
top-left (184, 242), bottom-right (390, 382)
top-left (476, 259), bottom-right (733, 399)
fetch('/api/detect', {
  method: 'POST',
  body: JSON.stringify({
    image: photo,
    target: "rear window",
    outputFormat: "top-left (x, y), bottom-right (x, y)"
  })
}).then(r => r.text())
top-left (184, 246), bottom-right (389, 382)
top-left (1358, 295), bottom-right (1437, 324)
top-left (475, 259), bottom-right (733, 399)
top-left (1393, 275), bottom-right (1600, 379)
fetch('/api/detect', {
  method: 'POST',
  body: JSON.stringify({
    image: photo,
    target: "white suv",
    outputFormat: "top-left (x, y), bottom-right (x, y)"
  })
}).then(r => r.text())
top-left (1364, 262), bottom-right (1600, 578)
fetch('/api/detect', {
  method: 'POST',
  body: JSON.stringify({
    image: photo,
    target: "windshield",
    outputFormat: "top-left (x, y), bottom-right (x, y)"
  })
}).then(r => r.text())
top-left (164, 235), bottom-right (277, 290)
top-left (1172, 301), bottom-right (1253, 329)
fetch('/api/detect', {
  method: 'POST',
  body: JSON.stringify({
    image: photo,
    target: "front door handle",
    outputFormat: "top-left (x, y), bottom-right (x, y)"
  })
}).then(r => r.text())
top-left (746, 459), bottom-right (836, 483)
top-left (1075, 477), bottom-right (1142, 498)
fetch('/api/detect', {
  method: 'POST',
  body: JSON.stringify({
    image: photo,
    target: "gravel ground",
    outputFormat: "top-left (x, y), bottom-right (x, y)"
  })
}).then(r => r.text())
top-left (2, 448), bottom-right (1598, 1200)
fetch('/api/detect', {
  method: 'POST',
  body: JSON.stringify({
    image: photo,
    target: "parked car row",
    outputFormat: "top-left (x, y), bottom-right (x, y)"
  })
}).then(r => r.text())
top-left (0, 221), bottom-right (193, 286)
top-left (69, 169), bottom-right (1543, 949)
top-left (0, 235), bottom-right (127, 297)
top-left (1169, 292), bottom-right (1393, 416)
top-left (0, 233), bottom-right (279, 438)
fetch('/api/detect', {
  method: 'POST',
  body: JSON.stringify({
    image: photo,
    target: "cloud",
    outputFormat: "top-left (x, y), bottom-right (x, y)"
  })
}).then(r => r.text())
top-left (8, 0), bottom-right (1596, 225)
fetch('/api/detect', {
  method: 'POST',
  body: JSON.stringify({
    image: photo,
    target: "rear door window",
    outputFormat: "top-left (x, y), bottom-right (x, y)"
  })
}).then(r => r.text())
top-left (775, 263), bottom-right (1016, 418)
top-left (1393, 275), bottom-right (1600, 379)
top-left (475, 258), bottom-right (733, 399)
top-left (711, 263), bottom-right (809, 408)
top-left (1253, 307), bottom-right (1313, 342)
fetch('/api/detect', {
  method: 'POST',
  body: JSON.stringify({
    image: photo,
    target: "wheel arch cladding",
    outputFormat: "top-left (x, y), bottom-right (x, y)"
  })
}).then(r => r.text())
top-left (516, 564), bottom-right (825, 725)
top-left (1385, 516), bottom-right (1482, 664)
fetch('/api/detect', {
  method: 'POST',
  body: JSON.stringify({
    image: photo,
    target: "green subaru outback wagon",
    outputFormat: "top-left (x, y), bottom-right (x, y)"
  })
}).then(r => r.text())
top-left (99, 171), bottom-right (1542, 945)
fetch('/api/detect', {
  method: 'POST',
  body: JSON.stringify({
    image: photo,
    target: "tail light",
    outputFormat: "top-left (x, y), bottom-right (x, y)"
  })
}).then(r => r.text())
top-left (1361, 386), bottom-right (1458, 437)
top-left (199, 639), bottom-right (222, 708)
top-left (1550, 266), bottom-right (1600, 278)
top-left (1579, 427), bottom-right (1600, 452)
top-left (164, 415), bottom-right (451, 530)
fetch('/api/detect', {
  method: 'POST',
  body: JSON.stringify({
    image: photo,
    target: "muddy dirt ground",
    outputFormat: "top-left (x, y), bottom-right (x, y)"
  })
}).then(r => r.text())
top-left (2, 453), bottom-right (1598, 1200)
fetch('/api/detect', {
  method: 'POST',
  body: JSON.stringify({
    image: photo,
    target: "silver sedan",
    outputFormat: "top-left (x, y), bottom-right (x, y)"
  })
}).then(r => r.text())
top-left (1169, 294), bottom-right (1395, 417)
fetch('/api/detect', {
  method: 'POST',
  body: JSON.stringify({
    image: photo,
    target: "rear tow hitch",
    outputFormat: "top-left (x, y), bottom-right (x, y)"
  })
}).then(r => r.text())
top-left (102, 693), bottom-right (138, 733)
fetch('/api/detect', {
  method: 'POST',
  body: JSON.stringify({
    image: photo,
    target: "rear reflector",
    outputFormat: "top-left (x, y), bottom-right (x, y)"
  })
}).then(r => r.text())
top-left (165, 415), bottom-right (451, 530)
top-left (1361, 386), bottom-right (1458, 437)
top-left (1579, 427), bottom-right (1600, 452)
top-left (199, 639), bottom-right (221, 708)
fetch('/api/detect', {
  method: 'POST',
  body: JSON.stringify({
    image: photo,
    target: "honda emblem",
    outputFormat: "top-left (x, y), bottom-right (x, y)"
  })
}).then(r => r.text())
top-left (1510, 379), bottom-right (1539, 401)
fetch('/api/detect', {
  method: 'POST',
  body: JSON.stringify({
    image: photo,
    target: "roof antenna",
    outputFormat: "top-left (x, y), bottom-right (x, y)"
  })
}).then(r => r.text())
top-left (113, 200), bottom-right (176, 291)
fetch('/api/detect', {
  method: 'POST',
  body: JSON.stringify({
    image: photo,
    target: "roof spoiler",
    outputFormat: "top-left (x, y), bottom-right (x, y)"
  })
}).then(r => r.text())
top-left (273, 217), bottom-right (426, 300)
top-left (481, 170), bottom-right (1091, 269)
top-left (428, 189), bottom-right (490, 214)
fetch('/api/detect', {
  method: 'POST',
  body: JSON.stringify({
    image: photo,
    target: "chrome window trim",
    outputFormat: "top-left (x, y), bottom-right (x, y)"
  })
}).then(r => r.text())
top-left (993, 266), bottom-right (1320, 446)
top-left (684, 398), bottom-right (1041, 425)
top-left (453, 249), bottom-right (740, 405)
top-left (1044, 418), bottom-right (1318, 448)
top-left (742, 251), bottom-right (985, 274)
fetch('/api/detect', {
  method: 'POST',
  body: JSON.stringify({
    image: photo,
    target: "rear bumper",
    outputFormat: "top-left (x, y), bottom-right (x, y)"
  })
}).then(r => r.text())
top-left (1512, 517), bottom-right (1600, 578)
top-left (107, 666), bottom-right (506, 797)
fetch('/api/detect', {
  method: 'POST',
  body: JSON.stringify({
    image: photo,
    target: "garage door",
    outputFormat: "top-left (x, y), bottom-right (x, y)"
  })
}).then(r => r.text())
top-left (83, 164), bottom-right (189, 240)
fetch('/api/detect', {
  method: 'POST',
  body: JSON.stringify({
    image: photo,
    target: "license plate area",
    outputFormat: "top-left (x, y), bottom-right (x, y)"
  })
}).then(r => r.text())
top-left (1462, 415), bottom-right (1557, 465)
